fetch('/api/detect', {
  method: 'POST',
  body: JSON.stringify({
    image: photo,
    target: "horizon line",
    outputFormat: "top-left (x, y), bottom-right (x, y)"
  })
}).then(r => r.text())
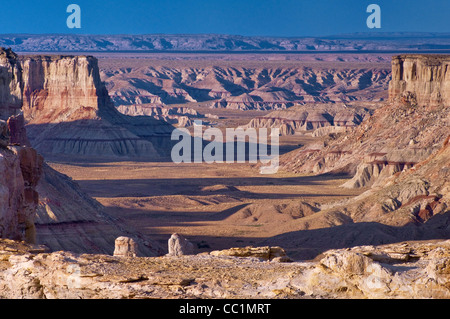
top-left (1, 32), bottom-right (450, 39)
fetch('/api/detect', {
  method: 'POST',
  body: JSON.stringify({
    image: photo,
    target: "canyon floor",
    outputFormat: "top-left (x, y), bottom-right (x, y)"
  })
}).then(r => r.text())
top-left (2, 50), bottom-right (448, 299)
top-left (39, 52), bottom-right (435, 261)
top-left (48, 135), bottom-right (363, 259)
top-left (38, 52), bottom-right (385, 259)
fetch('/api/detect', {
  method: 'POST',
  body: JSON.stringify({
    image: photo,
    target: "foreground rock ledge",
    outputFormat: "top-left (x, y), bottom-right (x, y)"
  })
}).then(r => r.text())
top-left (0, 239), bottom-right (449, 299)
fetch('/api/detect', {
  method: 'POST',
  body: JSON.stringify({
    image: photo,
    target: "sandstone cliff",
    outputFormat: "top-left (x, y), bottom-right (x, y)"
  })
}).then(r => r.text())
top-left (0, 49), bottom-right (43, 243)
top-left (21, 55), bottom-right (104, 123)
top-left (0, 48), bottom-right (165, 255)
top-left (281, 55), bottom-right (450, 188)
top-left (271, 56), bottom-right (450, 260)
top-left (266, 137), bottom-right (449, 259)
top-left (389, 54), bottom-right (450, 107)
top-left (0, 49), bottom-right (22, 120)
top-left (117, 104), bottom-right (201, 127)
top-left (0, 119), bottom-right (42, 243)
top-left (18, 54), bottom-right (174, 160)
top-left (0, 238), bottom-right (448, 299)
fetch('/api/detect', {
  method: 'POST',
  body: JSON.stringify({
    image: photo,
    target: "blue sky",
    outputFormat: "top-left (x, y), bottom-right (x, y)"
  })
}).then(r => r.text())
top-left (0, 0), bottom-right (449, 36)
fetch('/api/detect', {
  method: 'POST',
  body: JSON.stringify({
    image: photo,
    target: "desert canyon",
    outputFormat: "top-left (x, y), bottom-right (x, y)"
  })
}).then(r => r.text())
top-left (0, 39), bottom-right (449, 299)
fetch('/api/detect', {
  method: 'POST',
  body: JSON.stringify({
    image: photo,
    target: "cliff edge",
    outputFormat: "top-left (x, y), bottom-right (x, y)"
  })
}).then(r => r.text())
top-left (389, 54), bottom-right (450, 107)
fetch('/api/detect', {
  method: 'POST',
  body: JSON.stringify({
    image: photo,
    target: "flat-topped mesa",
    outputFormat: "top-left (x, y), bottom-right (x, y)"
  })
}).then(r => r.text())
top-left (15, 53), bottom-right (173, 160)
top-left (20, 54), bottom-right (113, 124)
top-left (389, 54), bottom-right (450, 107)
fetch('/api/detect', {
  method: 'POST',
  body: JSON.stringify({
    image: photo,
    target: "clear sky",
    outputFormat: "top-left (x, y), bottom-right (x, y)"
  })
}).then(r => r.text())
top-left (0, 0), bottom-right (449, 36)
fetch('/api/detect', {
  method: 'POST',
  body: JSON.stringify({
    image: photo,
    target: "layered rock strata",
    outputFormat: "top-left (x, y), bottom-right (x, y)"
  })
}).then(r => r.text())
top-left (389, 54), bottom-right (450, 107)
top-left (0, 238), bottom-right (448, 299)
top-left (19, 54), bottom-right (174, 160)
top-left (117, 104), bottom-right (203, 127)
top-left (0, 48), bottom-right (165, 255)
top-left (0, 120), bottom-right (43, 243)
top-left (101, 61), bottom-right (390, 108)
top-left (0, 49), bottom-right (22, 120)
top-left (242, 103), bottom-right (370, 136)
top-left (281, 55), bottom-right (450, 188)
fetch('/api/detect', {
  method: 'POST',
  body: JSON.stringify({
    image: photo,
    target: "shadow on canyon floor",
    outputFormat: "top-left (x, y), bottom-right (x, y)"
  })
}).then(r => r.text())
top-left (100, 194), bottom-right (450, 261)
top-left (75, 174), bottom-right (354, 198)
top-left (262, 212), bottom-right (450, 260)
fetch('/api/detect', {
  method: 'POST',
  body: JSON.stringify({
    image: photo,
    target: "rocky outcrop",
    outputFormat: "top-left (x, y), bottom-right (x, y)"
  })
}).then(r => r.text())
top-left (264, 140), bottom-right (449, 261)
top-left (209, 246), bottom-right (289, 261)
top-left (0, 238), bottom-right (448, 299)
top-left (389, 55), bottom-right (450, 107)
top-left (7, 114), bottom-right (30, 146)
top-left (341, 148), bottom-right (433, 189)
top-left (101, 60), bottom-right (390, 109)
top-left (0, 125), bottom-right (43, 243)
top-left (20, 55), bottom-right (105, 123)
top-left (167, 233), bottom-right (195, 256)
top-left (242, 103), bottom-right (369, 136)
top-left (0, 54), bottom-right (43, 241)
top-left (0, 48), bottom-right (165, 255)
top-left (113, 236), bottom-right (140, 257)
top-left (281, 55), bottom-right (450, 188)
top-left (17, 54), bottom-right (175, 160)
top-left (0, 49), bottom-right (22, 120)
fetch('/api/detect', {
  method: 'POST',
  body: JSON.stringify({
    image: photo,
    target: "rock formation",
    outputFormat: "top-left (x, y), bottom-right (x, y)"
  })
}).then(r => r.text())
top-left (113, 236), bottom-right (139, 257)
top-left (17, 54), bottom-right (174, 160)
top-left (209, 246), bottom-right (289, 261)
top-left (0, 145), bottom-right (42, 243)
top-left (7, 114), bottom-right (30, 146)
top-left (269, 56), bottom-right (450, 260)
top-left (344, 134), bottom-right (450, 227)
top-left (389, 54), bottom-right (450, 107)
top-left (167, 233), bottom-right (195, 256)
top-left (0, 238), bottom-right (448, 299)
top-left (280, 55), bottom-right (450, 188)
top-left (21, 55), bottom-right (105, 123)
top-left (0, 48), bottom-right (165, 256)
top-left (117, 104), bottom-right (204, 127)
top-left (0, 49), bottom-right (22, 120)
top-left (242, 102), bottom-right (371, 136)
top-left (0, 49), bottom-right (43, 243)
top-left (101, 60), bottom-right (390, 109)
top-left (0, 116), bottom-right (43, 243)
top-left (33, 163), bottom-right (165, 256)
